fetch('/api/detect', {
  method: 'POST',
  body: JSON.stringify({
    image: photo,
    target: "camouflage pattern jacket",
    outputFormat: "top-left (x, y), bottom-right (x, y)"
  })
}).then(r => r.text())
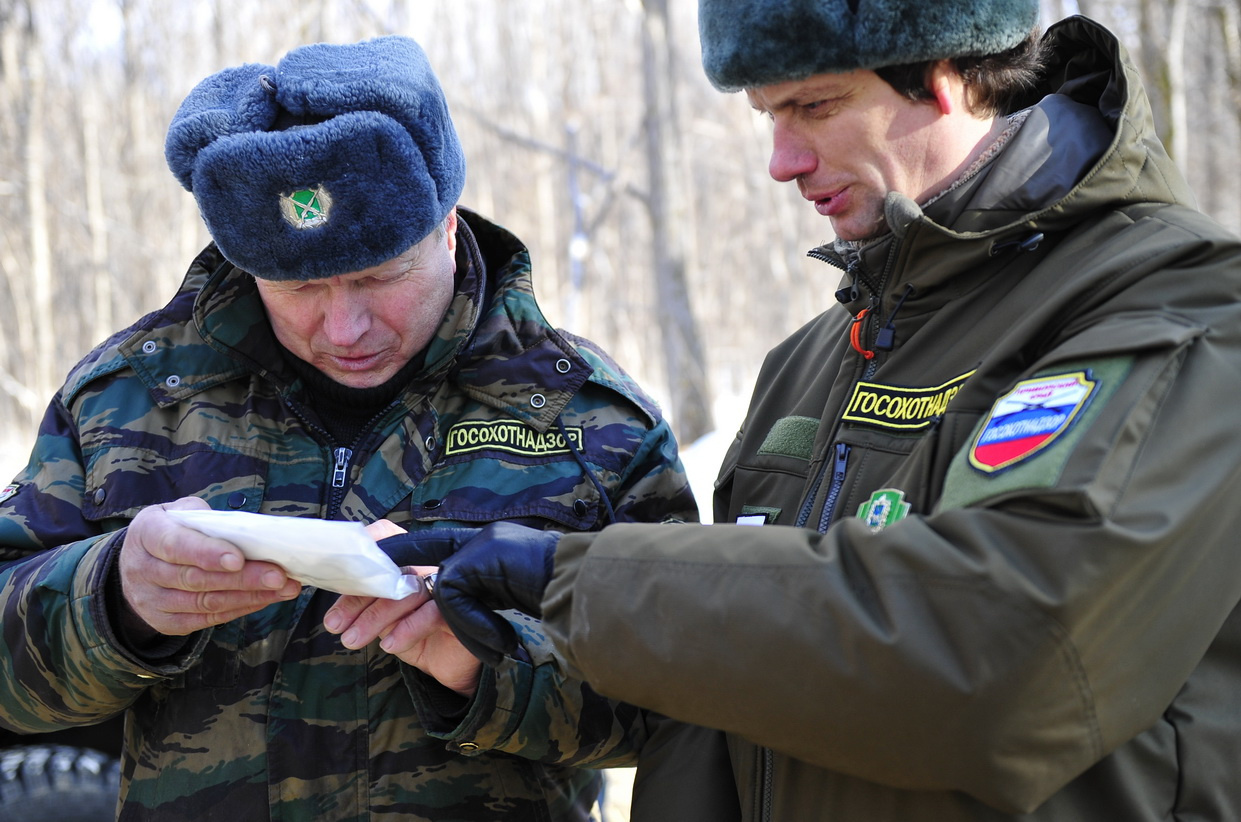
top-left (0, 210), bottom-right (697, 821)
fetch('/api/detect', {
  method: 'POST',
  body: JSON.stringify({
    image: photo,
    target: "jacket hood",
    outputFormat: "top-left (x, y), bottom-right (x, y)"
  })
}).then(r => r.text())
top-left (941, 15), bottom-right (1194, 237)
top-left (822, 15), bottom-right (1195, 298)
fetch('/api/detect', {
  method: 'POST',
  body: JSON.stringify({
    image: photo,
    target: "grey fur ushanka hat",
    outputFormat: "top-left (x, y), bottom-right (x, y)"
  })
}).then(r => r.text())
top-left (165, 36), bottom-right (464, 281)
top-left (699, 0), bottom-right (1041, 91)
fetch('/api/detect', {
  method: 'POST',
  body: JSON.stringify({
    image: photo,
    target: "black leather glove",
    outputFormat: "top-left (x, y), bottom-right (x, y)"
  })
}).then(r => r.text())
top-left (432, 522), bottom-right (560, 667)
top-left (377, 527), bottom-right (479, 568)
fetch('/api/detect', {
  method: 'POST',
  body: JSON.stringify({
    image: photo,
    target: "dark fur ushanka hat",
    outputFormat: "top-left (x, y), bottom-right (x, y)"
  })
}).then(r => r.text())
top-left (165, 36), bottom-right (465, 281)
top-left (699, 0), bottom-right (1040, 92)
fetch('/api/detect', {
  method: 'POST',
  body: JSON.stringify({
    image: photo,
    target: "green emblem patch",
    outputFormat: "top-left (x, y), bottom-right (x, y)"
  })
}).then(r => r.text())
top-left (857, 488), bottom-right (910, 532)
top-left (280, 186), bottom-right (332, 229)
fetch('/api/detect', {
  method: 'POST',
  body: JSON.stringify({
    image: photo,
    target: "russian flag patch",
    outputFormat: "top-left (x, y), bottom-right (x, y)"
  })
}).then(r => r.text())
top-left (969, 372), bottom-right (1097, 473)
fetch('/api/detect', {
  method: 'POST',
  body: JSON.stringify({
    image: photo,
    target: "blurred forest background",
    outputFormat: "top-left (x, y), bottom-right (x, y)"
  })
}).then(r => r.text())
top-left (2, 1), bottom-right (1238, 818)
top-left (3, 0), bottom-right (1241, 489)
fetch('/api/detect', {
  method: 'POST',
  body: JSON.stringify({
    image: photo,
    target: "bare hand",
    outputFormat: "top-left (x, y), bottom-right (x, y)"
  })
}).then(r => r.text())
top-left (118, 497), bottom-right (302, 637)
top-left (324, 521), bottom-right (483, 696)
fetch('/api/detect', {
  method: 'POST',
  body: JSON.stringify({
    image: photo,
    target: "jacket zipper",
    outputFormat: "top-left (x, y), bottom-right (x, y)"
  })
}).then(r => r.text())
top-left (765, 446), bottom-right (851, 817)
top-left (816, 442), bottom-right (852, 533)
top-left (764, 244), bottom-right (882, 818)
top-left (861, 241), bottom-right (900, 380)
top-left (329, 446), bottom-right (353, 518)
top-left (283, 396), bottom-right (358, 521)
top-left (794, 442), bottom-right (852, 532)
top-left (754, 746), bottom-right (774, 822)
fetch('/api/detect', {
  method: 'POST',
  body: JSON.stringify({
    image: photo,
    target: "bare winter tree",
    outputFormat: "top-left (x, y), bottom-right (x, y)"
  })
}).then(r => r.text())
top-left (3, 0), bottom-right (1241, 478)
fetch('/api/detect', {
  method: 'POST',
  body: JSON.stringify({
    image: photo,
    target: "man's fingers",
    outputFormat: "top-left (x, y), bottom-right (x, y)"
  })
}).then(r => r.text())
top-left (325, 565), bottom-right (436, 638)
top-left (340, 599), bottom-right (425, 649)
top-left (157, 604), bottom-right (283, 636)
top-left (167, 558), bottom-right (293, 593)
top-left (144, 520), bottom-right (247, 573)
top-left (128, 548), bottom-right (293, 594)
top-left (136, 580), bottom-right (301, 616)
top-left (365, 519), bottom-right (405, 541)
top-left (377, 600), bottom-right (442, 655)
top-left (327, 587), bottom-right (435, 650)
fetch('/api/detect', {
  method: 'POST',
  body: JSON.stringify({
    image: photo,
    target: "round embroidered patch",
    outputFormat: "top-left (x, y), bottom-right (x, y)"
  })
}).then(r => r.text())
top-left (280, 186), bottom-right (332, 229)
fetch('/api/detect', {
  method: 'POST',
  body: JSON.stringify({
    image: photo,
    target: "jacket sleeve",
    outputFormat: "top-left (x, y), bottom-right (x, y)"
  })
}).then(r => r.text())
top-left (0, 398), bottom-right (200, 733)
top-left (409, 414), bottom-right (700, 766)
top-left (540, 318), bottom-right (1241, 811)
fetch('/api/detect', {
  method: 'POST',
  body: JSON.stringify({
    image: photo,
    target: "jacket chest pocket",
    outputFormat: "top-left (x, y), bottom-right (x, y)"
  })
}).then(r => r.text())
top-left (408, 453), bottom-right (603, 532)
top-left (717, 417), bottom-right (819, 526)
top-left (80, 444), bottom-right (267, 524)
top-left (841, 408), bottom-right (987, 519)
top-left (719, 419), bottom-right (975, 530)
top-left (717, 457), bottom-right (813, 526)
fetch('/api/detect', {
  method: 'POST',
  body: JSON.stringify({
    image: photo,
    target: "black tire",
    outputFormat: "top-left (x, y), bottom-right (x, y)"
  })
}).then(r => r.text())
top-left (0, 744), bottom-right (120, 821)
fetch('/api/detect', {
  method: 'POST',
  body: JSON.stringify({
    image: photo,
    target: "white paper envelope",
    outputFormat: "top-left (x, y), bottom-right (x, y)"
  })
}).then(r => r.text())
top-left (167, 509), bottom-right (420, 599)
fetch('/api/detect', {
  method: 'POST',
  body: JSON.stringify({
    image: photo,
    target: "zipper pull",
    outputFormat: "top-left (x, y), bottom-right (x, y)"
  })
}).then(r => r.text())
top-left (815, 442), bottom-right (853, 533)
top-left (833, 442), bottom-right (850, 479)
top-left (834, 256), bottom-right (863, 303)
top-left (331, 447), bottom-right (352, 489)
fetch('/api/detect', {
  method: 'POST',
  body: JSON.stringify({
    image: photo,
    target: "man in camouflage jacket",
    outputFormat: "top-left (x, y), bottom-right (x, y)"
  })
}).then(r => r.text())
top-left (0, 36), bottom-right (696, 822)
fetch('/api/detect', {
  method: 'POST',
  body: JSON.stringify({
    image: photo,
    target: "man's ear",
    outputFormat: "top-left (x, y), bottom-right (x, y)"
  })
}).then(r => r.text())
top-left (927, 60), bottom-right (959, 116)
top-left (444, 207), bottom-right (459, 254)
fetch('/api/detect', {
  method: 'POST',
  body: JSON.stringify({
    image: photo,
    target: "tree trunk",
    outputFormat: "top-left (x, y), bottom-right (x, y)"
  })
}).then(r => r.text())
top-left (641, 0), bottom-right (712, 444)
top-left (1165, 0), bottom-right (1188, 165)
top-left (23, 7), bottom-right (54, 410)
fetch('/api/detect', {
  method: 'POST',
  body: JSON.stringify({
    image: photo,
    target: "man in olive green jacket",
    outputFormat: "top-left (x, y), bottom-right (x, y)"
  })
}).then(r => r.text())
top-left (386, 4), bottom-right (1241, 820)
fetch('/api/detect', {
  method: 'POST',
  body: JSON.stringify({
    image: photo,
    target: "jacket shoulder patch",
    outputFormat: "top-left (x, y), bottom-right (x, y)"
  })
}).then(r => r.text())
top-left (969, 371), bottom-right (1096, 473)
top-left (938, 357), bottom-right (1132, 511)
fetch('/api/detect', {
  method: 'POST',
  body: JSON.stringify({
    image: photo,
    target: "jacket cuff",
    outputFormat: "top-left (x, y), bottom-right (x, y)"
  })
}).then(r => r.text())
top-left (403, 659), bottom-right (512, 753)
top-left (92, 530), bottom-right (204, 674)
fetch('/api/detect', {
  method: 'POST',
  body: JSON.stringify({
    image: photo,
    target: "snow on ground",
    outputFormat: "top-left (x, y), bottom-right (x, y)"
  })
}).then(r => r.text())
top-left (677, 394), bottom-right (746, 523)
top-left (0, 436), bottom-right (29, 484)
top-left (679, 428), bottom-right (732, 523)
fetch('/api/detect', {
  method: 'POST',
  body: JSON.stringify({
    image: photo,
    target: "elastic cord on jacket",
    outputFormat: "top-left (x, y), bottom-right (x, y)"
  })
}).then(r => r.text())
top-left (557, 416), bottom-right (616, 525)
top-left (875, 284), bottom-right (916, 352)
top-left (849, 307), bottom-right (875, 360)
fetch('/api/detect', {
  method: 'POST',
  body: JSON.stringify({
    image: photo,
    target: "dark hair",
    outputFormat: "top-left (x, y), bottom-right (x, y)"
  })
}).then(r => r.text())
top-left (874, 31), bottom-right (1047, 118)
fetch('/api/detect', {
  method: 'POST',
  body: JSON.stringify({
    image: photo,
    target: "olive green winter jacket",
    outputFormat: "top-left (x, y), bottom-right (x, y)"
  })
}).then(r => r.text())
top-left (541, 17), bottom-right (1241, 821)
top-left (0, 211), bottom-right (698, 821)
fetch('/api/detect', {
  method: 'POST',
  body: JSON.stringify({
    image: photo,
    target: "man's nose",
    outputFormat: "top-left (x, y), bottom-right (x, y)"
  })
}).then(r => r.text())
top-left (322, 292), bottom-right (371, 346)
top-left (769, 125), bottom-right (817, 183)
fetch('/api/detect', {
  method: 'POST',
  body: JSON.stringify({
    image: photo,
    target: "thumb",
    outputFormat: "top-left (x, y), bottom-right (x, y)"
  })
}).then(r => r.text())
top-left (434, 573), bottom-right (517, 667)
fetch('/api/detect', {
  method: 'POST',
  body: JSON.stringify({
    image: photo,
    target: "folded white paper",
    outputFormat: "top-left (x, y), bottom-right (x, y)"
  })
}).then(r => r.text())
top-left (166, 509), bottom-right (420, 599)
